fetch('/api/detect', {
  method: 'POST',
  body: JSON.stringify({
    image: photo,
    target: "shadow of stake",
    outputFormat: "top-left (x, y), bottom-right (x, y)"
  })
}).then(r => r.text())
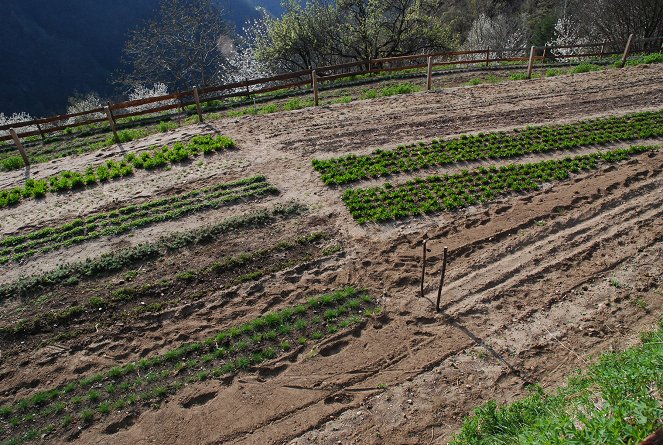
top-left (442, 312), bottom-right (534, 385)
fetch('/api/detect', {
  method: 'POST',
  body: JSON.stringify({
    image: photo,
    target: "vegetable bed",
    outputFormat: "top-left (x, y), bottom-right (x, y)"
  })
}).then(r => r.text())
top-left (313, 110), bottom-right (663, 186)
top-left (0, 175), bottom-right (277, 264)
top-left (0, 287), bottom-right (379, 445)
top-left (342, 145), bottom-right (657, 223)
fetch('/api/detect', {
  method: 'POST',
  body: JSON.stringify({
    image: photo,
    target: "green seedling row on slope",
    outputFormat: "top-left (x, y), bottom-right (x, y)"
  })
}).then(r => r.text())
top-left (0, 232), bottom-right (332, 339)
top-left (0, 201), bottom-right (305, 301)
top-left (0, 287), bottom-right (379, 445)
top-left (0, 175), bottom-right (277, 265)
top-left (0, 134), bottom-right (235, 208)
top-left (342, 145), bottom-right (657, 223)
top-left (313, 110), bottom-right (663, 185)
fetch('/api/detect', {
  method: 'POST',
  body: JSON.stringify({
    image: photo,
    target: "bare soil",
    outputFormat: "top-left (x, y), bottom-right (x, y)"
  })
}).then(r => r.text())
top-left (0, 64), bottom-right (661, 445)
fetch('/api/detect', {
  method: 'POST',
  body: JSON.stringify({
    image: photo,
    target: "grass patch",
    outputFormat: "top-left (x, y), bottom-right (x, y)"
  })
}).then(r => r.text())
top-left (361, 82), bottom-right (420, 100)
top-left (451, 316), bottom-right (663, 444)
top-left (572, 62), bottom-right (601, 74)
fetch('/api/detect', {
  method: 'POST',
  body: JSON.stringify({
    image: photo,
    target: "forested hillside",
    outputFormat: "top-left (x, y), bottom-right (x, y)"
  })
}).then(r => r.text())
top-left (0, 0), bottom-right (282, 117)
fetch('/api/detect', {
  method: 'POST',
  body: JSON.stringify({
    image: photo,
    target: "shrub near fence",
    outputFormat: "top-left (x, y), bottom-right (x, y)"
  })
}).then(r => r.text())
top-left (1, 34), bottom-right (660, 153)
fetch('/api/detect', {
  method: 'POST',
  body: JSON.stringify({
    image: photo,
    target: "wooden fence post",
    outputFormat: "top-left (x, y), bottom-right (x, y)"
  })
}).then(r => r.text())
top-left (178, 92), bottom-right (186, 113)
top-left (599, 41), bottom-right (606, 58)
top-left (485, 48), bottom-right (490, 66)
top-left (420, 238), bottom-right (429, 298)
top-left (526, 46), bottom-right (536, 79)
top-left (36, 123), bottom-right (46, 144)
top-left (620, 34), bottom-right (634, 68)
top-left (435, 246), bottom-right (448, 312)
top-left (542, 46), bottom-right (548, 61)
top-left (9, 129), bottom-right (30, 167)
top-left (426, 56), bottom-right (433, 91)
top-left (192, 86), bottom-right (203, 123)
top-left (104, 105), bottom-right (119, 142)
top-left (311, 70), bottom-right (319, 106)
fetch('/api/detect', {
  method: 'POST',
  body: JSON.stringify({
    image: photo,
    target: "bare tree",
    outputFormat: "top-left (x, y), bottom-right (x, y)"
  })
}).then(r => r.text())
top-left (116, 0), bottom-right (235, 92)
top-left (572, 0), bottom-right (663, 43)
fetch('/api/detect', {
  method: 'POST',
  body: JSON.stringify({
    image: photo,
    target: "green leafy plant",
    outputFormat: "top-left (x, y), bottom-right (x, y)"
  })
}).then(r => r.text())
top-left (0, 175), bottom-right (277, 264)
top-left (0, 133), bottom-right (236, 208)
top-left (312, 110), bottom-right (663, 186)
top-left (341, 145), bottom-right (657, 223)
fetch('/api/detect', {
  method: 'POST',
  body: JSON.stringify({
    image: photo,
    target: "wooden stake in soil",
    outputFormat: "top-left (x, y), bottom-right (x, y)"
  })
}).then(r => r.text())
top-left (104, 105), bottom-right (119, 142)
top-left (620, 34), bottom-right (634, 68)
top-left (312, 70), bottom-right (319, 106)
top-left (426, 56), bottom-right (434, 91)
top-left (526, 46), bottom-right (536, 79)
top-left (485, 48), bottom-right (490, 66)
top-left (420, 238), bottom-right (430, 298)
top-left (193, 86), bottom-right (203, 123)
top-left (436, 246), bottom-right (448, 312)
top-left (9, 128), bottom-right (30, 167)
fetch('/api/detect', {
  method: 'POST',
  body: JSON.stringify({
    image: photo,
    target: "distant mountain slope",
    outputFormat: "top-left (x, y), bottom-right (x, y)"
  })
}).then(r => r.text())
top-left (0, 0), bottom-right (283, 117)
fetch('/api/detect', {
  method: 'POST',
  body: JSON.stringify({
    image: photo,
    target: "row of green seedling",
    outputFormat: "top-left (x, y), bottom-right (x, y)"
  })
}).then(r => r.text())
top-left (0, 176), bottom-right (277, 265)
top-left (0, 287), bottom-right (378, 445)
top-left (0, 134), bottom-right (235, 208)
top-left (0, 202), bottom-right (305, 302)
top-left (342, 145), bottom-right (657, 223)
top-left (0, 232), bottom-right (334, 339)
top-left (313, 110), bottom-right (663, 185)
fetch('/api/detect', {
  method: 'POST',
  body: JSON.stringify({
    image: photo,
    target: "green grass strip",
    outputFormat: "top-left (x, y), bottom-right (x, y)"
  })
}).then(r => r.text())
top-left (0, 287), bottom-right (378, 444)
top-left (313, 110), bottom-right (663, 186)
top-left (342, 145), bottom-right (657, 223)
top-left (0, 134), bottom-right (235, 208)
top-left (0, 201), bottom-right (305, 301)
top-left (451, 315), bottom-right (663, 445)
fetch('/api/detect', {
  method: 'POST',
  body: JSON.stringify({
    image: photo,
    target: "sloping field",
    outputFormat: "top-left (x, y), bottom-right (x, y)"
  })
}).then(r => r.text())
top-left (0, 64), bottom-right (661, 445)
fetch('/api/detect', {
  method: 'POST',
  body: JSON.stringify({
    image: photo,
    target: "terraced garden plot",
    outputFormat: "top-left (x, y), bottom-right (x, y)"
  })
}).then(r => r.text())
top-left (0, 232), bottom-right (339, 346)
top-left (0, 134), bottom-right (235, 208)
top-left (342, 145), bottom-right (657, 223)
top-left (0, 175), bottom-right (278, 265)
top-left (0, 288), bottom-right (379, 445)
top-left (312, 110), bottom-right (663, 185)
top-left (0, 202), bottom-right (304, 302)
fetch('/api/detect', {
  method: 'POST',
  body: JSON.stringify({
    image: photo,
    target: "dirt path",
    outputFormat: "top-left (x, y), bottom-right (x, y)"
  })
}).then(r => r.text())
top-left (0, 65), bottom-right (661, 445)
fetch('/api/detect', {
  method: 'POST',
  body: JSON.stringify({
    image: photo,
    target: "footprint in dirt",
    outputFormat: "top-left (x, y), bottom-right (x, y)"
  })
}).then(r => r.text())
top-left (179, 390), bottom-right (218, 408)
top-left (103, 413), bottom-right (138, 435)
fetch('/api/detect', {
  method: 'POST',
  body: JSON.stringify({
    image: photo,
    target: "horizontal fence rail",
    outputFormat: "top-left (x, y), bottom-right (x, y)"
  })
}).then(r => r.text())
top-left (1, 34), bottom-right (660, 147)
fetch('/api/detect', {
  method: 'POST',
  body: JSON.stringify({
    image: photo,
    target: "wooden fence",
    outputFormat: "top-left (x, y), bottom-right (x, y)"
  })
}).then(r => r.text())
top-left (2, 34), bottom-right (661, 151)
